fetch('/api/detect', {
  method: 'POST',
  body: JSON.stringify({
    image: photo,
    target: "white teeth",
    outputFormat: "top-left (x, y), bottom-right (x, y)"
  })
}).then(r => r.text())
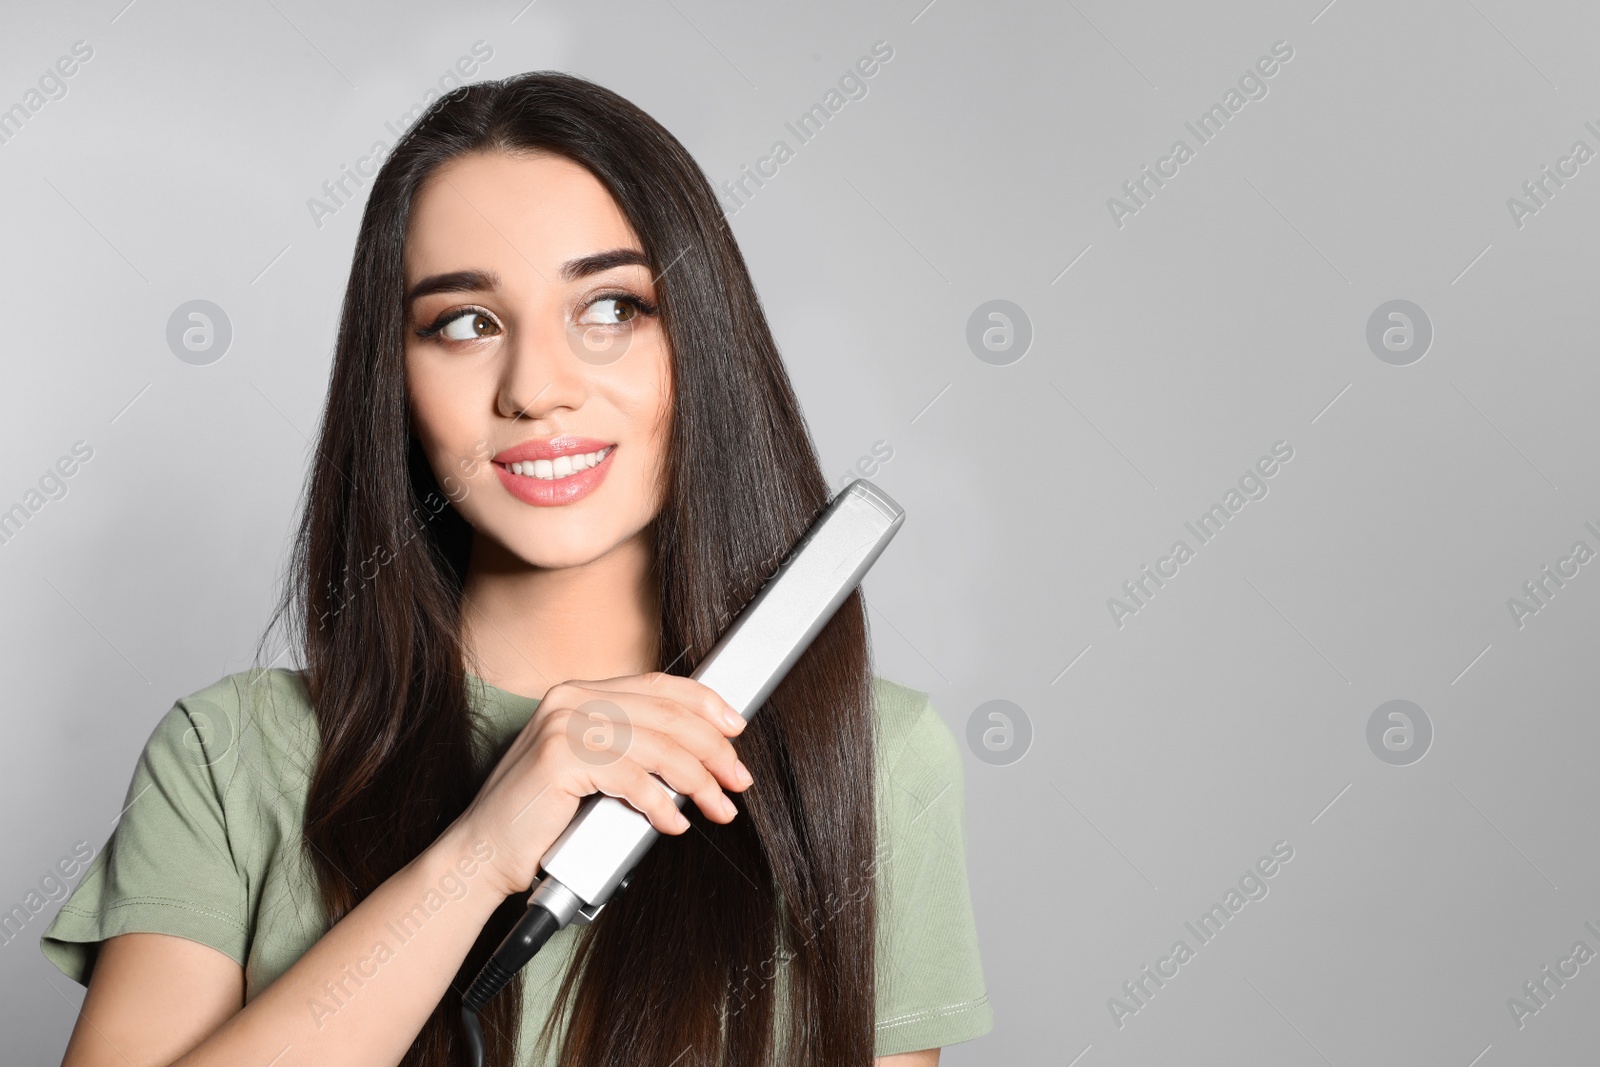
top-left (508, 446), bottom-right (612, 481)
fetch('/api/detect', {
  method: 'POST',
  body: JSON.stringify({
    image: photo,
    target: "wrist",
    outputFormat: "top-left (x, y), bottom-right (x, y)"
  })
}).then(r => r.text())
top-left (421, 818), bottom-right (513, 920)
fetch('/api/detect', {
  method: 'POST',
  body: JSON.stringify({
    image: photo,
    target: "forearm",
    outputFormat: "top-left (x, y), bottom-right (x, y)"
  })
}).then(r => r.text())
top-left (174, 822), bottom-right (506, 1067)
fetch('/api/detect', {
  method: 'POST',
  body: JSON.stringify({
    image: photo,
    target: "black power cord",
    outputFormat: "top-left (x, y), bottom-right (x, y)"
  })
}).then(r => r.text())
top-left (460, 903), bottom-right (564, 1067)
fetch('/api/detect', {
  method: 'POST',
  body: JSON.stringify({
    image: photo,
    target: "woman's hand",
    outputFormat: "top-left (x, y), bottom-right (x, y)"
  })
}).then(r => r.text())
top-left (454, 671), bottom-right (755, 900)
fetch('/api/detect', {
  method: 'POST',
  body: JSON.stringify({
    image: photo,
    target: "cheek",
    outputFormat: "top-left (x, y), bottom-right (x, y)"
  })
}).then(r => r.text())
top-left (624, 347), bottom-right (673, 477)
top-left (408, 350), bottom-right (477, 441)
top-left (405, 351), bottom-right (495, 491)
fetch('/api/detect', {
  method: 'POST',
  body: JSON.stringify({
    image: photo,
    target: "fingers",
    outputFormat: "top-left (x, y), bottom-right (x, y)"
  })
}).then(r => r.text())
top-left (580, 672), bottom-right (746, 738)
top-left (639, 696), bottom-right (750, 795)
top-left (619, 725), bottom-right (743, 826)
top-left (531, 727), bottom-right (697, 838)
top-left (599, 760), bottom-right (693, 835)
top-left (561, 712), bottom-right (740, 828)
top-left (477, 674), bottom-right (753, 894)
top-left (549, 679), bottom-right (750, 796)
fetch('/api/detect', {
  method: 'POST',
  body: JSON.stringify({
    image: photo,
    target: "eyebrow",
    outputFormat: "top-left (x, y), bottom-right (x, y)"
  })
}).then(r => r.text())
top-left (404, 247), bottom-right (652, 308)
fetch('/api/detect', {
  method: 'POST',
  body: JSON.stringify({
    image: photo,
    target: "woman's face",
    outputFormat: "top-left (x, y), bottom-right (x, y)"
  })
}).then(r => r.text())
top-left (403, 150), bottom-right (672, 570)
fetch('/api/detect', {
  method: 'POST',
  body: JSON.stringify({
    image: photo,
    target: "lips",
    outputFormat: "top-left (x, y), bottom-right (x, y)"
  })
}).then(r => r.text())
top-left (491, 435), bottom-right (616, 507)
top-left (493, 435), bottom-right (614, 464)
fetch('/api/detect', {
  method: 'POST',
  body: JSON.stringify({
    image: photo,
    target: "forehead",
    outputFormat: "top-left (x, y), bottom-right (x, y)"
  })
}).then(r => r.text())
top-left (404, 150), bottom-right (640, 277)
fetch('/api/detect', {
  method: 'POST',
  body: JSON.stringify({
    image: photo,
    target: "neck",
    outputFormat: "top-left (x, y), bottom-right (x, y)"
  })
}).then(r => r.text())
top-left (458, 527), bottom-right (660, 701)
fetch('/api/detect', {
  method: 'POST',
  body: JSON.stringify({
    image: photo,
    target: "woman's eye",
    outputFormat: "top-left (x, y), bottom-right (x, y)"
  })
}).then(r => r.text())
top-left (438, 311), bottom-right (499, 342)
top-left (579, 296), bottom-right (647, 327)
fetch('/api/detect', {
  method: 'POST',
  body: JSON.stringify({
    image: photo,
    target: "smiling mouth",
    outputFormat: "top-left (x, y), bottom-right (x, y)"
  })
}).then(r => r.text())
top-left (496, 444), bottom-right (615, 481)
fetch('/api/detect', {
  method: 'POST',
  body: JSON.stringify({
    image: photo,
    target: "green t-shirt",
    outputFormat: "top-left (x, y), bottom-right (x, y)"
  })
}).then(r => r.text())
top-left (40, 668), bottom-right (992, 1060)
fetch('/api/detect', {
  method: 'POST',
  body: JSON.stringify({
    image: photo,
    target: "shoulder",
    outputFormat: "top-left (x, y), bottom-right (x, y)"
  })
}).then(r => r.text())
top-left (139, 668), bottom-right (319, 801)
top-left (870, 676), bottom-right (964, 801)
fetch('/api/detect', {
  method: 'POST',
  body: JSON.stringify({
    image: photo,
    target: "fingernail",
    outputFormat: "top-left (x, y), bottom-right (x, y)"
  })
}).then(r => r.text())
top-left (733, 760), bottom-right (753, 787)
top-left (673, 809), bottom-right (691, 830)
top-left (720, 794), bottom-right (739, 819)
top-left (722, 707), bottom-right (745, 732)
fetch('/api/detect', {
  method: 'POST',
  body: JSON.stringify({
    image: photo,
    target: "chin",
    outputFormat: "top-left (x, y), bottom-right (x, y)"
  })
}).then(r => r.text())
top-left (516, 542), bottom-right (616, 569)
top-left (487, 509), bottom-right (640, 569)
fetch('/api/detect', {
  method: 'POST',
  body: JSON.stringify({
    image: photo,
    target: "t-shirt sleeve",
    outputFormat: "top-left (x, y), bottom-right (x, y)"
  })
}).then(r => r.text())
top-left (874, 690), bottom-right (994, 1056)
top-left (39, 687), bottom-right (250, 985)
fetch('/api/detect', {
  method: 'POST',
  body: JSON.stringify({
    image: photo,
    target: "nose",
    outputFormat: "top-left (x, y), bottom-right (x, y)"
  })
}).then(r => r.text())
top-left (496, 316), bottom-right (587, 422)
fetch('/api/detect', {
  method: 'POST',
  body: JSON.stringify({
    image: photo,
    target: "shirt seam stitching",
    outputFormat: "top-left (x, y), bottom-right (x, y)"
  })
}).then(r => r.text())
top-left (58, 897), bottom-right (249, 934)
top-left (875, 991), bottom-right (990, 1029)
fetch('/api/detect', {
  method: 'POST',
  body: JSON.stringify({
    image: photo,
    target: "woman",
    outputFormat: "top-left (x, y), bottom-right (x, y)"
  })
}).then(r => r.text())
top-left (41, 71), bottom-right (990, 1066)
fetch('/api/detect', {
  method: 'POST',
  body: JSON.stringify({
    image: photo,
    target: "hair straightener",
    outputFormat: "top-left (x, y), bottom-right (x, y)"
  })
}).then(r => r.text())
top-left (459, 478), bottom-right (905, 1065)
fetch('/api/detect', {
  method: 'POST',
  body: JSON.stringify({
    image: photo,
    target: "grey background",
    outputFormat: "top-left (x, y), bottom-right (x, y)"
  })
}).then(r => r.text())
top-left (3, 0), bottom-right (1598, 1063)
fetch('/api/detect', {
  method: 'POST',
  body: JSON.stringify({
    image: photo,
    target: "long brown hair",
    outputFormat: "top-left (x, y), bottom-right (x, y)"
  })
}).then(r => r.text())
top-left (258, 71), bottom-right (877, 1066)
